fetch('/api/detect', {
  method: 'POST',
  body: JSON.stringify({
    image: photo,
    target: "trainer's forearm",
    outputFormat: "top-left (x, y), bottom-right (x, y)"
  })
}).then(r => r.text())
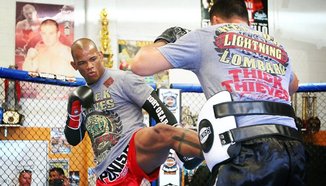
top-left (289, 72), bottom-right (299, 96)
top-left (172, 128), bottom-right (203, 159)
top-left (131, 44), bottom-right (172, 76)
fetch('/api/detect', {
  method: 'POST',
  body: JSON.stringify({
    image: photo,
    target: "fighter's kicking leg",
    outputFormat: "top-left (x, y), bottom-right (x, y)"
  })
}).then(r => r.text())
top-left (135, 123), bottom-right (203, 174)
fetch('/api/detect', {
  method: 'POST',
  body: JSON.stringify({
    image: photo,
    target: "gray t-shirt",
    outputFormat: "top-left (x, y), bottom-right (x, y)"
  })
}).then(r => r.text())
top-left (84, 69), bottom-right (153, 176)
top-left (159, 23), bottom-right (296, 128)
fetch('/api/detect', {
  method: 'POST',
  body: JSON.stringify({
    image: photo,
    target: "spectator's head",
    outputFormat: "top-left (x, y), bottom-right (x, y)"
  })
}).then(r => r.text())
top-left (49, 167), bottom-right (65, 183)
top-left (18, 169), bottom-right (32, 186)
top-left (40, 19), bottom-right (60, 47)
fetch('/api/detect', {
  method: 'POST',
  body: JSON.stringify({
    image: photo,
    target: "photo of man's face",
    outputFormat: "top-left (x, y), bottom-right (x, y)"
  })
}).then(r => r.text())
top-left (40, 24), bottom-right (59, 46)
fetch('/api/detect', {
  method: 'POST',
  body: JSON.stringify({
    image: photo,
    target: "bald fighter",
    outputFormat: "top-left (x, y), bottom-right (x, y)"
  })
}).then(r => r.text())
top-left (64, 38), bottom-right (203, 185)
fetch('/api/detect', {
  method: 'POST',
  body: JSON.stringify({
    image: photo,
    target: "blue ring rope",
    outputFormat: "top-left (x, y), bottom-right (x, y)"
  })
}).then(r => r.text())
top-left (0, 67), bottom-right (86, 87)
top-left (0, 67), bottom-right (158, 89)
top-left (170, 83), bottom-right (326, 93)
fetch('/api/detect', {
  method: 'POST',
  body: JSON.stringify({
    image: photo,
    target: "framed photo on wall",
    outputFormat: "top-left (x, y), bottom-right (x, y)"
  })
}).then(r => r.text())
top-left (158, 88), bottom-right (181, 123)
top-left (50, 127), bottom-right (71, 154)
top-left (69, 171), bottom-right (80, 186)
top-left (49, 159), bottom-right (69, 177)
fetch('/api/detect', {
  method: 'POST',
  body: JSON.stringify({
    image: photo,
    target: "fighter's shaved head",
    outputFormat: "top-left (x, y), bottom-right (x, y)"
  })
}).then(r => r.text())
top-left (71, 38), bottom-right (98, 60)
top-left (70, 38), bottom-right (105, 84)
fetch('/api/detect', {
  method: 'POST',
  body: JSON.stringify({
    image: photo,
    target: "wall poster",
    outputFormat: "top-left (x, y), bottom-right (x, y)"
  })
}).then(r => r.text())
top-left (245, 0), bottom-right (269, 34)
top-left (15, 2), bottom-right (76, 77)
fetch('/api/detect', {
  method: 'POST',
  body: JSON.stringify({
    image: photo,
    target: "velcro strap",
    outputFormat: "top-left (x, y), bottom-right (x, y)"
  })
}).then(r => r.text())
top-left (220, 124), bottom-right (301, 145)
top-left (214, 101), bottom-right (296, 119)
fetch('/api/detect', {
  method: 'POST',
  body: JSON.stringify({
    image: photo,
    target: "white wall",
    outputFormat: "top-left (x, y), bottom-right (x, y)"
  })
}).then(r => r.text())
top-left (269, 0), bottom-right (326, 83)
top-left (1, 0), bottom-right (325, 84)
top-left (84, 0), bottom-right (201, 84)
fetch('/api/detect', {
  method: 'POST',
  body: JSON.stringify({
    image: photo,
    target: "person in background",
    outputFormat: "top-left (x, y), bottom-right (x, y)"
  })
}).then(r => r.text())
top-left (131, 0), bottom-right (305, 185)
top-left (18, 169), bottom-right (32, 186)
top-left (23, 19), bottom-right (75, 77)
top-left (65, 38), bottom-right (203, 185)
top-left (49, 167), bottom-right (66, 186)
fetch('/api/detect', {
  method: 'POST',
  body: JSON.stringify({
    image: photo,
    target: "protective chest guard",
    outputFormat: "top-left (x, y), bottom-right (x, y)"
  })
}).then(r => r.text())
top-left (198, 91), bottom-right (237, 171)
top-left (197, 91), bottom-right (298, 171)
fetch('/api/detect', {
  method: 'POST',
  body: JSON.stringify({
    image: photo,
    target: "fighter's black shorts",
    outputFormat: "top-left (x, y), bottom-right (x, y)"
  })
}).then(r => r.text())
top-left (214, 137), bottom-right (306, 186)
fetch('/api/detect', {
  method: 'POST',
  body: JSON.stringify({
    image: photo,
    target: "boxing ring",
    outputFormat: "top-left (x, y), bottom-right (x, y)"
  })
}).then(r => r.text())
top-left (0, 67), bottom-right (325, 186)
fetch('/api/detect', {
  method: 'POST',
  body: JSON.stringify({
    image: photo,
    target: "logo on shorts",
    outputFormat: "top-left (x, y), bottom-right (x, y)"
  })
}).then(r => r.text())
top-left (198, 119), bottom-right (214, 153)
top-left (99, 146), bottom-right (128, 183)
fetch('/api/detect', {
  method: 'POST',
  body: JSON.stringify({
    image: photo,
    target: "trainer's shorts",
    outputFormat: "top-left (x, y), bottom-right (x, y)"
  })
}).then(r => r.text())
top-left (214, 137), bottom-right (306, 186)
top-left (96, 130), bottom-right (160, 186)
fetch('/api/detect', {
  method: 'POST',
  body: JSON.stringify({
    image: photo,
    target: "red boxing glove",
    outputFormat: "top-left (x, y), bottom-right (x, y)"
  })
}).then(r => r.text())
top-left (67, 100), bottom-right (82, 129)
top-left (67, 86), bottom-right (94, 129)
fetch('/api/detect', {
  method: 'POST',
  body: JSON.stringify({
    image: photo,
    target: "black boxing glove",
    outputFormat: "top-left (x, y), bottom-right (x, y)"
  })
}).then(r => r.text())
top-left (67, 86), bottom-right (94, 129)
top-left (154, 26), bottom-right (190, 43)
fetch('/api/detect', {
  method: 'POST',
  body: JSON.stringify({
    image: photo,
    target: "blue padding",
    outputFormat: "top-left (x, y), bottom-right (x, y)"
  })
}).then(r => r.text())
top-left (148, 83), bottom-right (157, 90)
top-left (297, 83), bottom-right (326, 92)
top-left (0, 67), bottom-right (86, 87)
top-left (170, 83), bottom-right (203, 93)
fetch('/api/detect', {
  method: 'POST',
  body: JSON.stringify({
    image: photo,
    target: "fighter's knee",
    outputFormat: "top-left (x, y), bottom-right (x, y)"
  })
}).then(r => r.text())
top-left (153, 123), bottom-right (174, 133)
top-left (152, 123), bottom-right (175, 144)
